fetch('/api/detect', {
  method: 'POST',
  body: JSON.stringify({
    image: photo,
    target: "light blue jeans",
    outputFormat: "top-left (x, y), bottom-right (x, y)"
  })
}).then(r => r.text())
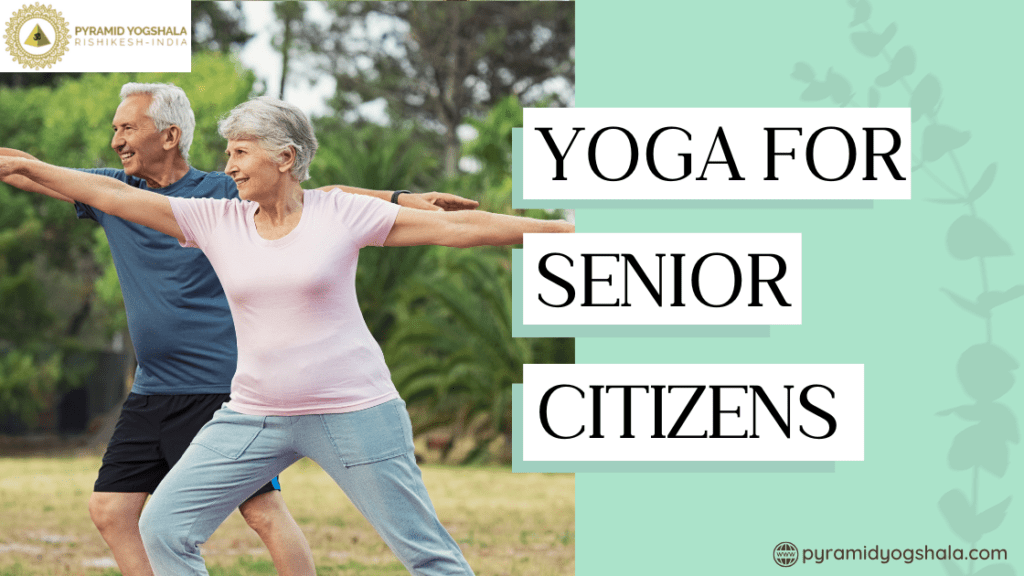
top-left (138, 399), bottom-right (474, 575)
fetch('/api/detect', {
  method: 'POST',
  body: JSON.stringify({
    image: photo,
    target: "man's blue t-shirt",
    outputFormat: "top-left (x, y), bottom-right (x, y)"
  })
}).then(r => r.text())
top-left (76, 167), bottom-right (239, 395)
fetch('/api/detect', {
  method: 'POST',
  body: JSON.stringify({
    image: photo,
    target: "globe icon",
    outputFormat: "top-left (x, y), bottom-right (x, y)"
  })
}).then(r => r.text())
top-left (773, 542), bottom-right (798, 567)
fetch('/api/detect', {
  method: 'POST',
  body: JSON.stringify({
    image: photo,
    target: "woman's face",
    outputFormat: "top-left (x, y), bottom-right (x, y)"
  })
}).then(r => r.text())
top-left (224, 139), bottom-right (290, 201)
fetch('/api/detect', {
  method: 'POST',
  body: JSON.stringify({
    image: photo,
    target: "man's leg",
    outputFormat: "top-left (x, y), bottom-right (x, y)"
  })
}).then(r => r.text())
top-left (238, 491), bottom-right (316, 576)
top-left (90, 393), bottom-right (167, 576)
top-left (88, 492), bottom-right (153, 576)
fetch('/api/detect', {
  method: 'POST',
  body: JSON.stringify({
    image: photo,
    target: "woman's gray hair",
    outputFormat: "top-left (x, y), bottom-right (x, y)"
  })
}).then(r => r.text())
top-left (217, 97), bottom-right (318, 182)
top-left (119, 82), bottom-right (195, 162)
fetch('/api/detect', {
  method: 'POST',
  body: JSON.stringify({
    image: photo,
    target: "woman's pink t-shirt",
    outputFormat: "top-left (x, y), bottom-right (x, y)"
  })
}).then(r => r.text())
top-left (169, 189), bottom-right (401, 416)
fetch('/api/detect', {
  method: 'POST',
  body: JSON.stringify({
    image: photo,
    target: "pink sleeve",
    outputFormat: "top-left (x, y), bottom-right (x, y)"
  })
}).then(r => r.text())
top-left (329, 192), bottom-right (401, 247)
top-left (168, 197), bottom-right (231, 249)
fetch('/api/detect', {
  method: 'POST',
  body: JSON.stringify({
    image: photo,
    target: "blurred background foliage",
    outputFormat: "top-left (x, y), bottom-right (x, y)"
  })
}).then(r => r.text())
top-left (0, 1), bottom-right (574, 464)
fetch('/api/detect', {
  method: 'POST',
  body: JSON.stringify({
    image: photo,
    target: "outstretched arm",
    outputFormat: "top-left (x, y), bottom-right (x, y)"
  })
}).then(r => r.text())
top-left (315, 185), bottom-right (479, 212)
top-left (0, 148), bottom-right (74, 203)
top-left (384, 208), bottom-right (573, 248)
top-left (0, 156), bottom-right (183, 242)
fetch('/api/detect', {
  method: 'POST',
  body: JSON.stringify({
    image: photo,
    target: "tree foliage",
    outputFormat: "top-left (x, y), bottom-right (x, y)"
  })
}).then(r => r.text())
top-left (379, 96), bottom-right (573, 464)
top-left (2, 4), bottom-right (574, 462)
top-left (191, 1), bottom-right (254, 55)
top-left (271, 1), bottom-right (307, 98)
top-left (310, 94), bottom-right (573, 464)
top-left (300, 1), bottom-right (574, 176)
top-left (0, 53), bottom-right (256, 426)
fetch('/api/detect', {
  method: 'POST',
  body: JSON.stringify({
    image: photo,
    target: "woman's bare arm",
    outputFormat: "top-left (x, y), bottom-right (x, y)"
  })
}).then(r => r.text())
top-left (384, 208), bottom-right (573, 248)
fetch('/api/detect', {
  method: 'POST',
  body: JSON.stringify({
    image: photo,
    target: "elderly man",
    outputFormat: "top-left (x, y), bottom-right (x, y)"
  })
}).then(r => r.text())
top-left (0, 82), bottom-right (476, 576)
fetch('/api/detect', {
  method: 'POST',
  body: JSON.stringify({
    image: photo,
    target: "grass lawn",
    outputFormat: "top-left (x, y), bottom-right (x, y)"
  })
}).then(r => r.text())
top-left (0, 456), bottom-right (573, 575)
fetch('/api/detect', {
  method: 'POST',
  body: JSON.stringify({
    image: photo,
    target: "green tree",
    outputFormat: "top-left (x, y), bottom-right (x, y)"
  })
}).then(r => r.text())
top-left (310, 118), bottom-right (440, 343)
top-left (0, 53), bottom-right (256, 427)
top-left (191, 1), bottom-right (254, 54)
top-left (300, 1), bottom-right (574, 177)
top-left (385, 248), bottom-right (524, 464)
top-left (379, 96), bottom-right (573, 464)
top-left (272, 1), bottom-right (307, 99)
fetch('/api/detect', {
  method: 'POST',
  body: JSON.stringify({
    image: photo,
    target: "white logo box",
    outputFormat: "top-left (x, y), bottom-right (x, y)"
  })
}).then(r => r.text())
top-left (1, 0), bottom-right (190, 72)
top-left (523, 233), bottom-right (802, 326)
top-left (522, 107), bottom-right (911, 200)
top-left (522, 364), bottom-right (865, 462)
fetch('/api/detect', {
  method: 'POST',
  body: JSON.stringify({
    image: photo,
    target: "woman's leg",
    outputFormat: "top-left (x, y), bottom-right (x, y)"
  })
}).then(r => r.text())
top-left (300, 400), bottom-right (474, 576)
top-left (139, 408), bottom-right (299, 575)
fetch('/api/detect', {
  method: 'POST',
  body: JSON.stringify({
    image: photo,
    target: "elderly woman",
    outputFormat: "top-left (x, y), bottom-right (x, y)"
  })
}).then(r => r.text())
top-left (1, 97), bottom-right (572, 576)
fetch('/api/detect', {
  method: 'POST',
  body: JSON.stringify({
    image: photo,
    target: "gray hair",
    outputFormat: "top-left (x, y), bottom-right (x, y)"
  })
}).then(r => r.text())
top-left (119, 82), bottom-right (196, 162)
top-left (217, 97), bottom-right (318, 182)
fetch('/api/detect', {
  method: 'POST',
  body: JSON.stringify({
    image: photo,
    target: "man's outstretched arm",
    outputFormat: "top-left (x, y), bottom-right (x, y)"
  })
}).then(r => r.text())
top-left (0, 148), bottom-right (74, 203)
top-left (314, 184), bottom-right (479, 212)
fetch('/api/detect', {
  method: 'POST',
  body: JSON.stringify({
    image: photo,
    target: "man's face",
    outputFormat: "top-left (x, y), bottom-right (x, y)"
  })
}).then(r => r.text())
top-left (110, 94), bottom-right (169, 180)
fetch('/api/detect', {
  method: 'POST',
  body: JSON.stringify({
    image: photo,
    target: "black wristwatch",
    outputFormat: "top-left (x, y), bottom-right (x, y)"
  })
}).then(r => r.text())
top-left (390, 190), bottom-right (411, 204)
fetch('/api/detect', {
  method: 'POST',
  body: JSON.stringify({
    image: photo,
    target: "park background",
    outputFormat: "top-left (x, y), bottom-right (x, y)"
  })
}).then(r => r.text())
top-left (2, 0), bottom-right (1022, 575)
top-left (0, 2), bottom-right (574, 575)
top-left (573, 0), bottom-right (1021, 575)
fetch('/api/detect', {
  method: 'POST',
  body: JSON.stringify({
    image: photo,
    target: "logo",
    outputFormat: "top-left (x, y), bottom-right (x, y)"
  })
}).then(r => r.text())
top-left (4, 3), bottom-right (70, 69)
top-left (774, 542), bottom-right (798, 568)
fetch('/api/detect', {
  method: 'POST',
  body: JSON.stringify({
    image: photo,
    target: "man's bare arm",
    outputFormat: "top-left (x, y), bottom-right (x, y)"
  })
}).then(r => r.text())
top-left (0, 148), bottom-right (74, 203)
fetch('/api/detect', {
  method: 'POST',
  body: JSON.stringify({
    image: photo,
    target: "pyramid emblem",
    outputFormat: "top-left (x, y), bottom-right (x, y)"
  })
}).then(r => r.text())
top-left (24, 24), bottom-right (51, 48)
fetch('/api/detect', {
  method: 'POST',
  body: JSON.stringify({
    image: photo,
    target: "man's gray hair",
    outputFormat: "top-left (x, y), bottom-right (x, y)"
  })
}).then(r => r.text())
top-left (217, 96), bottom-right (318, 182)
top-left (119, 82), bottom-right (196, 162)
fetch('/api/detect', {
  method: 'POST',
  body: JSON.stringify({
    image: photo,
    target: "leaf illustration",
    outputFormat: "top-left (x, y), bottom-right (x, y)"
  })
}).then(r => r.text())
top-left (923, 124), bottom-right (971, 162)
top-left (849, 0), bottom-right (871, 27)
top-left (936, 405), bottom-right (975, 418)
top-left (792, 62), bottom-right (815, 83)
top-left (826, 68), bottom-right (854, 106)
top-left (942, 289), bottom-right (990, 319)
top-left (875, 45), bottom-right (916, 86)
top-left (939, 489), bottom-right (978, 542)
top-left (948, 424), bottom-right (1009, 476)
top-left (976, 496), bottom-right (1012, 537)
top-left (940, 404), bottom-right (1019, 447)
top-left (941, 559), bottom-right (966, 576)
top-left (988, 403), bottom-right (1020, 445)
top-left (977, 285), bottom-right (1024, 311)
top-left (957, 343), bottom-right (1017, 402)
top-left (925, 197), bottom-right (968, 205)
top-left (850, 22), bottom-right (896, 57)
top-left (938, 493), bottom-right (1014, 546)
top-left (952, 404), bottom-right (1019, 443)
top-left (968, 162), bottom-right (997, 201)
top-left (946, 215), bottom-right (1013, 260)
top-left (868, 86), bottom-right (880, 107)
top-left (974, 564), bottom-right (1016, 576)
top-left (801, 81), bottom-right (831, 101)
top-left (911, 74), bottom-right (942, 121)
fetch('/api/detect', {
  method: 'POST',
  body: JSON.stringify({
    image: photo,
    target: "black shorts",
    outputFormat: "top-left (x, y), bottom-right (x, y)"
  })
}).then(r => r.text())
top-left (94, 393), bottom-right (280, 498)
